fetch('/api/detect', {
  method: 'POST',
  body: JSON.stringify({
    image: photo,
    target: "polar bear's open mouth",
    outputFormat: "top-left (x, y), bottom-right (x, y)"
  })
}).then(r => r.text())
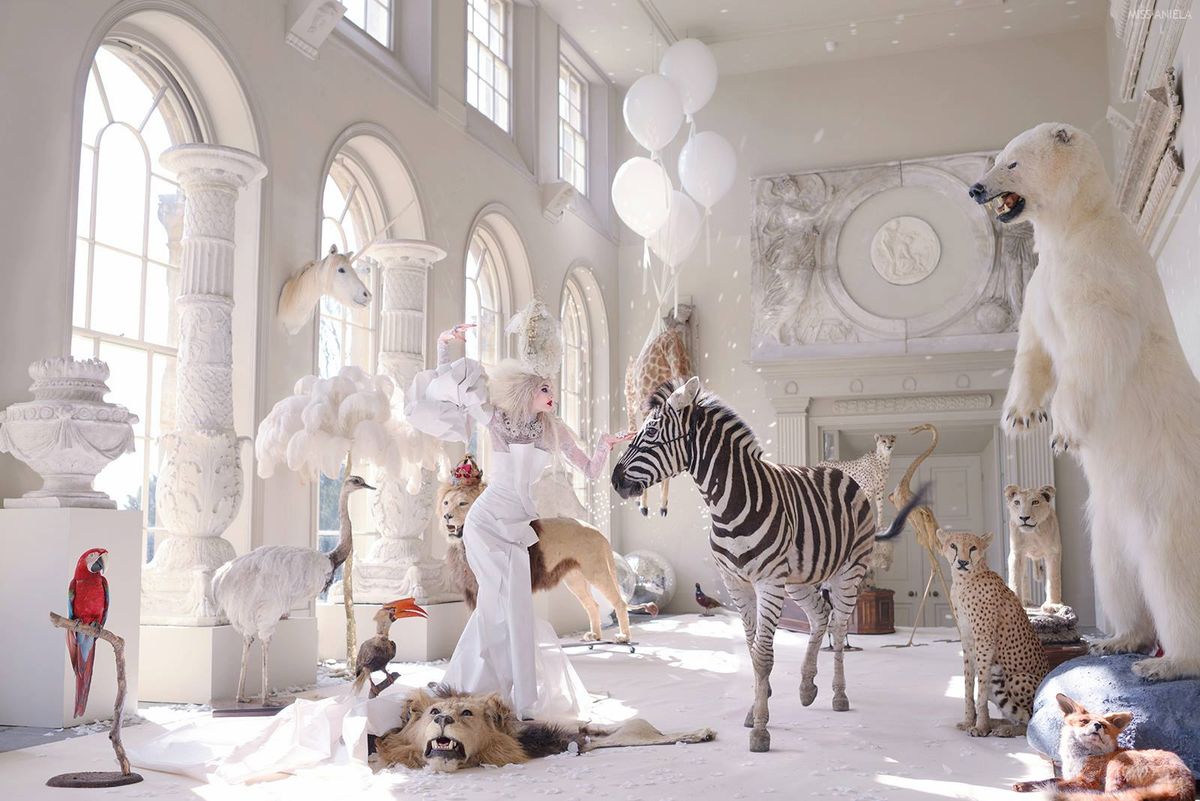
top-left (992, 192), bottom-right (1025, 223)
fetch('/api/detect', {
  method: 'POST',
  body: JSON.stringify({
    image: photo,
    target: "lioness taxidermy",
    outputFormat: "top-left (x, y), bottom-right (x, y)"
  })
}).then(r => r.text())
top-left (375, 684), bottom-right (715, 772)
top-left (439, 465), bottom-right (631, 643)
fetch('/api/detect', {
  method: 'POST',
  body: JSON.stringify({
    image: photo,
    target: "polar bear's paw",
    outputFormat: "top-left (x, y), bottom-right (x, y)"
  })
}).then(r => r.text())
top-left (1090, 634), bottom-right (1155, 656)
top-left (1131, 656), bottom-right (1200, 681)
top-left (1003, 405), bottom-right (1048, 433)
top-left (1050, 431), bottom-right (1076, 456)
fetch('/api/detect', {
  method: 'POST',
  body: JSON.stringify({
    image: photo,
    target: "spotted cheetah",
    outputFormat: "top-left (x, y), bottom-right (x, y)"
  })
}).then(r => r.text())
top-left (937, 529), bottom-right (1049, 738)
top-left (820, 434), bottom-right (895, 529)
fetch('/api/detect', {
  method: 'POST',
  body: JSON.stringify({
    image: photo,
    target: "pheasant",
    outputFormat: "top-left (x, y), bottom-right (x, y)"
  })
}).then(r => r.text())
top-left (352, 598), bottom-right (427, 698)
top-left (694, 583), bottom-right (723, 616)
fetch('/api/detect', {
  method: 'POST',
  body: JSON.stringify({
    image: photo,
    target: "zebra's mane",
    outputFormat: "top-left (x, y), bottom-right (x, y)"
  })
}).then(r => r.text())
top-left (645, 379), bottom-right (764, 458)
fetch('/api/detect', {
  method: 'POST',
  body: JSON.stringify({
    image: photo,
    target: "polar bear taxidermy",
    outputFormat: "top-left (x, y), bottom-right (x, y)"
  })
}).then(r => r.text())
top-left (1003, 484), bottom-right (1062, 611)
top-left (970, 122), bottom-right (1200, 681)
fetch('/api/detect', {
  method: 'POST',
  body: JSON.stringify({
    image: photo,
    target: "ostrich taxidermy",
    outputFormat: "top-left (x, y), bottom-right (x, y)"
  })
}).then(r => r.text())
top-left (211, 475), bottom-right (375, 705)
top-left (353, 598), bottom-right (427, 698)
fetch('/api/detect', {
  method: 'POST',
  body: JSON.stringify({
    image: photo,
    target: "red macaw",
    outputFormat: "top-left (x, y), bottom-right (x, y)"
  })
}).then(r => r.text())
top-left (67, 547), bottom-right (109, 718)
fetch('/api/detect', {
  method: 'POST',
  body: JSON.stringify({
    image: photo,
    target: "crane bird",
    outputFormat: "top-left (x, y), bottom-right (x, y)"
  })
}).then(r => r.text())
top-left (212, 474), bottom-right (375, 705)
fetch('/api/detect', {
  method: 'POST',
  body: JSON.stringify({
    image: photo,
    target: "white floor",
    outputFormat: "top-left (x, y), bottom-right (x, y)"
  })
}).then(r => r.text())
top-left (0, 614), bottom-right (1056, 800)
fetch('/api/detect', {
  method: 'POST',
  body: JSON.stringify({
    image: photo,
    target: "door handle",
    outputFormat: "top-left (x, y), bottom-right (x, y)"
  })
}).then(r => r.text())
top-left (932, 590), bottom-right (940, 597)
top-left (907, 590), bottom-right (915, 597)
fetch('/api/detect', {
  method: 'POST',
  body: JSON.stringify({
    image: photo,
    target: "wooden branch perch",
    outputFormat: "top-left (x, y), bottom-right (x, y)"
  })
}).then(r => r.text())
top-left (49, 612), bottom-right (132, 776)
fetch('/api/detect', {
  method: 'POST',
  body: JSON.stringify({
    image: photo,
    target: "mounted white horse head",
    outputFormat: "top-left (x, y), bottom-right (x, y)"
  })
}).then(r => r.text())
top-left (277, 244), bottom-right (373, 334)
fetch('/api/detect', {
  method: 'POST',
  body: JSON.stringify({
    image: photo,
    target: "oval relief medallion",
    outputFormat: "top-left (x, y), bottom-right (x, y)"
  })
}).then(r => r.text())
top-left (869, 215), bottom-right (941, 286)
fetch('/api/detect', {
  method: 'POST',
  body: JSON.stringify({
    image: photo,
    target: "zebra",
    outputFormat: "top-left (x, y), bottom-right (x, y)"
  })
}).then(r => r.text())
top-left (611, 377), bottom-right (925, 753)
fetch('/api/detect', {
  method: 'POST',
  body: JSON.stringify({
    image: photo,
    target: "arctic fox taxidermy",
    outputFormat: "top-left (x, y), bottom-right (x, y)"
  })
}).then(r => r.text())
top-left (970, 122), bottom-right (1200, 681)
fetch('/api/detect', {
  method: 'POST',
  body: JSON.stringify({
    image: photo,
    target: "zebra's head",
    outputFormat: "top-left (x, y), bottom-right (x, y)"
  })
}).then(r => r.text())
top-left (611, 376), bottom-right (702, 500)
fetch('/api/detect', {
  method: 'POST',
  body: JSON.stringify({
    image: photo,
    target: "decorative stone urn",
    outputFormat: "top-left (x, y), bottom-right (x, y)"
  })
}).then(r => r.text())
top-left (353, 239), bottom-right (459, 604)
top-left (0, 357), bottom-right (138, 508)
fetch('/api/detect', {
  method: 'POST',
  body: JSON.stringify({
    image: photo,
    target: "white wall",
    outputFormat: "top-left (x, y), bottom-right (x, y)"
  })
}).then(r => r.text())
top-left (614, 28), bottom-right (1111, 623)
top-left (0, 0), bottom-right (620, 561)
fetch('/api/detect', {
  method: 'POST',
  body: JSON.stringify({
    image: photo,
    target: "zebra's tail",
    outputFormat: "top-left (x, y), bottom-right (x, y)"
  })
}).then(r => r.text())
top-left (876, 482), bottom-right (929, 542)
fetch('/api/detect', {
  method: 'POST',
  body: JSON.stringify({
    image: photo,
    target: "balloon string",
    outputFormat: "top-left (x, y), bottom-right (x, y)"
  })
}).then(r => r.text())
top-left (705, 207), bottom-right (712, 267)
top-left (642, 239), bottom-right (649, 295)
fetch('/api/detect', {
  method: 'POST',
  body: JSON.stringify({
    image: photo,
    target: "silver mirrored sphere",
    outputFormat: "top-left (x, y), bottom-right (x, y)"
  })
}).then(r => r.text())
top-left (612, 551), bottom-right (637, 602)
top-left (624, 549), bottom-right (676, 607)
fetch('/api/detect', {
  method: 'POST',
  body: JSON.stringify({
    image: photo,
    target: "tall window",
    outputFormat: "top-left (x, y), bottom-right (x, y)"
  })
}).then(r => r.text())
top-left (72, 42), bottom-right (200, 562)
top-left (466, 0), bottom-right (511, 132)
top-left (343, 0), bottom-right (392, 48)
top-left (465, 227), bottom-right (510, 468)
top-left (558, 61), bottom-right (587, 195)
top-left (560, 279), bottom-right (591, 508)
top-left (318, 154), bottom-right (379, 379)
top-left (316, 153), bottom-right (383, 576)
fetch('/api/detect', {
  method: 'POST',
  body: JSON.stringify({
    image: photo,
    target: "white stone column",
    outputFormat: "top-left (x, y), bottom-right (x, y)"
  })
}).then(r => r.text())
top-left (354, 239), bottom-right (459, 604)
top-left (772, 393), bottom-right (812, 466)
top-left (141, 144), bottom-right (267, 625)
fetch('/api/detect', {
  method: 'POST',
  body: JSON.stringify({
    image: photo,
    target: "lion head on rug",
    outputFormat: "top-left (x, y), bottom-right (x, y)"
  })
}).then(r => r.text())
top-left (375, 684), bottom-right (716, 772)
top-left (375, 684), bottom-right (582, 772)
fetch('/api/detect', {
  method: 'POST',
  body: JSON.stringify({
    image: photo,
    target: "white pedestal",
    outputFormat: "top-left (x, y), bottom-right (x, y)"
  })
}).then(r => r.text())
top-left (138, 618), bottom-right (317, 703)
top-left (0, 508), bottom-right (141, 728)
top-left (316, 600), bottom-right (469, 662)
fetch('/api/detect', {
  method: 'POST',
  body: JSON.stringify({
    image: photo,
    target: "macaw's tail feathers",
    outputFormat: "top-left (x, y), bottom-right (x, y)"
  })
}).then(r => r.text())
top-left (352, 668), bottom-right (369, 695)
top-left (72, 634), bottom-right (98, 718)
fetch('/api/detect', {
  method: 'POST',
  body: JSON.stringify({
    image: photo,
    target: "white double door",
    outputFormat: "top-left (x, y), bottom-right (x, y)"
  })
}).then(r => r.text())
top-left (873, 454), bottom-right (984, 629)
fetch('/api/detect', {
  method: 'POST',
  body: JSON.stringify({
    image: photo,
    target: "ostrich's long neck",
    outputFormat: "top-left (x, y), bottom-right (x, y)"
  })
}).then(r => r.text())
top-left (328, 489), bottom-right (353, 569)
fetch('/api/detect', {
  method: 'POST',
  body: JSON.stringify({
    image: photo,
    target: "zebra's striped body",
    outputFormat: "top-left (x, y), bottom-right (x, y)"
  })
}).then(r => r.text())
top-left (612, 377), bottom-right (923, 752)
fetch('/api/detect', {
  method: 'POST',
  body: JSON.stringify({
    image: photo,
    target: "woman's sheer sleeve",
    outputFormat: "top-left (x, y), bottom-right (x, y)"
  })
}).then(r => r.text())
top-left (404, 355), bottom-right (493, 443)
top-left (554, 418), bottom-right (613, 481)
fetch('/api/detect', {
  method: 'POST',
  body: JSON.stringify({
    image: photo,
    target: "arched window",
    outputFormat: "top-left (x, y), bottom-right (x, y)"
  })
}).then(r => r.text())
top-left (560, 278), bottom-right (591, 509)
top-left (464, 226), bottom-right (510, 369)
top-left (464, 224), bottom-right (512, 468)
top-left (71, 41), bottom-right (201, 561)
top-left (315, 151), bottom-right (384, 577)
top-left (318, 152), bottom-right (382, 378)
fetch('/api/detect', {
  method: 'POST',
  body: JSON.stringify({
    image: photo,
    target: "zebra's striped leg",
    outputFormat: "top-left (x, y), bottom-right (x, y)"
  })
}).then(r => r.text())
top-left (746, 579), bottom-right (785, 752)
top-left (828, 610), bottom-right (852, 711)
top-left (722, 576), bottom-right (766, 730)
top-left (827, 562), bottom-right (868, 712)
top-left (785, 582), bottom-right (829, 707)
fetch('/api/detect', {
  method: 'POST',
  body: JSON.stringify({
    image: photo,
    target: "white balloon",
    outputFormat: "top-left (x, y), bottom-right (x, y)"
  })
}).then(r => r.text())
top-left (611, 157), bottom-right (672, 238)
top-left (659, 38), bottom-right (718, 116)
top-left (649, 191), bottom-right (702, 268)
top-left (622, 74), bottom-right (683, 152)
top-left (679, 131), bottom-right (737, 209)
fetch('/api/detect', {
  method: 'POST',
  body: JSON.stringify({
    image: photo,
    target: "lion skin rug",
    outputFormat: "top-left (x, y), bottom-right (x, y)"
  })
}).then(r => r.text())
top-left (375, 684), bottom-right (716, 772)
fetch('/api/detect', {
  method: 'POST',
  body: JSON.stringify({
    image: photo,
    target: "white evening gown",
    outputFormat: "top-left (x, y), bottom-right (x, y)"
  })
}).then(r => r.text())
top-left (440, 442), bottom-right (591, 720)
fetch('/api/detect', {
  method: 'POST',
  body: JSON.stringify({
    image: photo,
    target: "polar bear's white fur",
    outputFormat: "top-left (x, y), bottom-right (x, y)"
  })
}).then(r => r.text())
top-left (971, 122), bottom-right (1200, 680)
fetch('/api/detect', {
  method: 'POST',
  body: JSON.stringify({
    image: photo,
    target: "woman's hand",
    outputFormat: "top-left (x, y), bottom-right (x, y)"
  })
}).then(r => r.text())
top-left (602, 431), bottom-right (635, 448)
top-left (438, 323), bottom-right (475, 345)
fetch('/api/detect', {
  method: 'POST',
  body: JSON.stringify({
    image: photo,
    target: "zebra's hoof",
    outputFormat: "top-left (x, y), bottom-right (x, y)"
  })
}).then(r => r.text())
top-left (659, 507), bottom-right (668, 517)
top-left (832, 694), bottom-right (850, 712)
top-left (749, 728), bottom-right (770, 753)
top-left (799, 683), bottom-right (818, 706)
top-left (639, 506), bottom-right (648, 517)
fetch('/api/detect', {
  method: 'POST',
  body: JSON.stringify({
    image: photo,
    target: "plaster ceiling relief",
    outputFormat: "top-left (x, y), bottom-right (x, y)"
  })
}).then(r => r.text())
top-left (869, 215), bottom-right (941, 286)
top-left (540, 0), bottom-right (1106, 86)
top-left (752, 150), bottom-right (1035, 360)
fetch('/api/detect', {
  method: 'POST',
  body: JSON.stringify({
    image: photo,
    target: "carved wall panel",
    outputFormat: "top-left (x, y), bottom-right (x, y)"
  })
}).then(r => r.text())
top-left (751, 151), bottom-right (1035, 358)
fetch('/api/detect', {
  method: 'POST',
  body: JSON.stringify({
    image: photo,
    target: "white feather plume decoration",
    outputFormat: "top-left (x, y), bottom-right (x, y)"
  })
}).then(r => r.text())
top-left (255, 365), bottom-right (443, 486)
top-left (506, 298), bottom-right (562, 380)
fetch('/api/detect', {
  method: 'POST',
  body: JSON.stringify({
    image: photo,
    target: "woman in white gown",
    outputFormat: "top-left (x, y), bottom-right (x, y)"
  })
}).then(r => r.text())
top-left (406, 323), bottom-right (630, 720)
